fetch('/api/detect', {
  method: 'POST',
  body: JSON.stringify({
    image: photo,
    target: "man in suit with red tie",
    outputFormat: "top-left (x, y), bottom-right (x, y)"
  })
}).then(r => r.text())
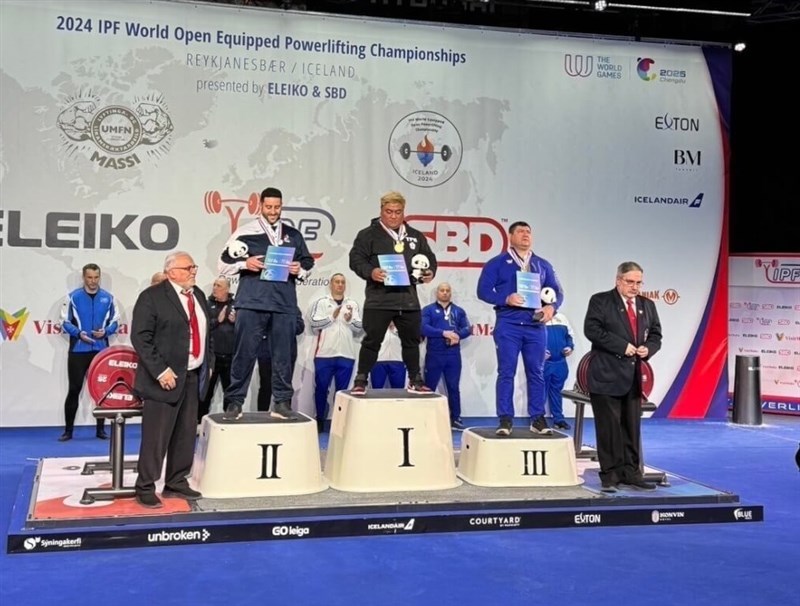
top-left (131, 251), bottom-right (214, 509)
top-left (584, 262), bottom-right (662, 493)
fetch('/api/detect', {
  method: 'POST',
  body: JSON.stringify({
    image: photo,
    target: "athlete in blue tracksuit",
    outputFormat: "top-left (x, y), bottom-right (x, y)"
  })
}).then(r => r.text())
top-left (218, 187), bottom-right (314, 420)
top-left (477, 221), bottom-right (564, 436)
top-left (58, 263), bottom-right (120, 441)
top-left (422, 283), bottom-right (472, 428)
top-left (544, 311), bottom-right (575, 429)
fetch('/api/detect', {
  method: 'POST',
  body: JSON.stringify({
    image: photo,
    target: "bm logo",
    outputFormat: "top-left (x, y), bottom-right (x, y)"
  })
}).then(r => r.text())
top-left (406, 216), bottom-right (508, 268)
top-left (203, 191), bottom-right (335, 259)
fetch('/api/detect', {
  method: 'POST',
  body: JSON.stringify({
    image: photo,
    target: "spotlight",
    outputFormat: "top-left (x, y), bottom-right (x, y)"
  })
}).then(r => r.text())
top-left (733, 42), bottom-right (746, 52)
top-left (594, 0), bottom-right (608, 10)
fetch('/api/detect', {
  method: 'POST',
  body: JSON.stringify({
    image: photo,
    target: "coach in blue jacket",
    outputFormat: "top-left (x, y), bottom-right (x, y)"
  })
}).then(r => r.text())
top-left (58, 263), bottom-right (120, 441)
top-left (422, 283), bottom-right (472, 429)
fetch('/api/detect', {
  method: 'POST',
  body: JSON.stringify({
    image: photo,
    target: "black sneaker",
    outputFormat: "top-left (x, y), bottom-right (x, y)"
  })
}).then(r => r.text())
top-left (162, 485), bottom-right (202, 501)
top-left (600, 481), bottom-right (619, 494)
top-left (554, 420), bottom-right (571, 431)
top-left (495, 416), bottom-right (513, 436)
top-left (451, 418), bottom-right (466, 430)
top-left (271, 400), bottom-right (293, 420)
top-left (222, 403), bottom-right (243, 421)
top-left (351, 375), bottom-right (368, 396)
top-left (620, 478), bottom-right (657, 491)
top-left (58, 430), bottom-right (73, 442)
top-left (96, 428), bottom-right (109, 440)
top-left (407, 379), bottom-right (433, 395)
top-left (529, 415), bottom-right (552, 434)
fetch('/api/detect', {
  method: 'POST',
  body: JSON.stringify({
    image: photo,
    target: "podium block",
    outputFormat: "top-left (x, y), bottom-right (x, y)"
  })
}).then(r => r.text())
top-left (324, 389), bottom-right (459, 492)
top-left (192, 412), bottom-right (326, 498)
top-left (457, 427), bottom-right (581, 487)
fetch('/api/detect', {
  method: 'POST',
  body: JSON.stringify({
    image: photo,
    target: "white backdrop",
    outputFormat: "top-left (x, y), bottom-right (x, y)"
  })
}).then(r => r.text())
top-left (0, 0), bottom-right (726, 426)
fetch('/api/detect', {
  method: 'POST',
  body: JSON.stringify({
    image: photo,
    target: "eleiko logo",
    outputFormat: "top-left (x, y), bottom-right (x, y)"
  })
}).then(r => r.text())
top-left (0, 308), bottom-right (30, 342)
top-left (564, 54), bottom-right (593, 77)
top-left (405, 216), bottom-right (508, 268)
top-left (388, 111), bottom-right (462, 188)
top-left (637, 57), bottom-right (657, 81)
top-left (57, 94), bottom-right (173, 170)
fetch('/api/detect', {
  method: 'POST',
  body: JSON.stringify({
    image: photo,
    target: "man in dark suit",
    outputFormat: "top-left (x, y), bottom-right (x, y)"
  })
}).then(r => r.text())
top-left (131, 251), bottom-right (213, 509)
top-left (584, 261), bottom-right (662, 493)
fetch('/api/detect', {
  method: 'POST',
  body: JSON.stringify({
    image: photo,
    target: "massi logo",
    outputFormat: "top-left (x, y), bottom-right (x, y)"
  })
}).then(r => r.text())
top-left (202, 190), bottom-right (335, 259)
top-left (564, 54), bottom-right (593, 77)
top-left (754, 258), bottom-right (800, 284)
top-left (0, 308), bottom-right (30, 342)
top-left (57, 93), bottom-right (173, 170)
top-left (637, 58), bottom-right (658, 81)
top-left (388, 111), bottom-right (462, 188)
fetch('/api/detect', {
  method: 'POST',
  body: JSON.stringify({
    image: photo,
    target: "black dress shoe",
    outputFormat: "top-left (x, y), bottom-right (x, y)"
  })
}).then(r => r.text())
top-left (58, 430), bottom-right (73, 442)
top-left (600, 481), bottom-right (619, 493)
top-left (621, 478), bottom-right (657, 491)
top-left (271, 400), bottom-right (294, 420)
top-left (135, 492), bottom-right (164, 509)
top-left (96, 428), bottom-right (109, 440)
top-left (162, 485), bottom-right (202, 501)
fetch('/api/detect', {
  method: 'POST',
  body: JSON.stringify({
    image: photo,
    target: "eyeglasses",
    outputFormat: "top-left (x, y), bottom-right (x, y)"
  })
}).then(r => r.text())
top-left (170, 265), bottom-right (199, 272)
top-left (620, 278), bottom-right (643, 286)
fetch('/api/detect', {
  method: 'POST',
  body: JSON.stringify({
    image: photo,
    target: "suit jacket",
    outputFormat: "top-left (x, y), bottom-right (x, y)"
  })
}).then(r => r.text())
top-left (131, 280), bottom-right (214, 403)
top-left (584, 289), bottom-right (662, 397)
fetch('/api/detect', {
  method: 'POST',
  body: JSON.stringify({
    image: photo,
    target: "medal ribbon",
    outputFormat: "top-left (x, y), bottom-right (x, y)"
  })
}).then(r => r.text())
top-left (508, 247), bottom-right (532, 272)
top-left (379, 220), bottom-right (406, 248)
top-left (258, 217), bottom-right (283, 247)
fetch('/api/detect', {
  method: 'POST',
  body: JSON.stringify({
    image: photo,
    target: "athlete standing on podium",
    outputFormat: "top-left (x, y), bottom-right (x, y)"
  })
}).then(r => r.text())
top-left (218, 187), bottom-right (314, 421)
top-left (349, 191), bottom-right (437, 395)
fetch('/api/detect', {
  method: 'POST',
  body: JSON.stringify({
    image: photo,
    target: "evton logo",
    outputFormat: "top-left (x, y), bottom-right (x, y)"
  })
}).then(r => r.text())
top-left (57, 93), bottom-right (173, 170)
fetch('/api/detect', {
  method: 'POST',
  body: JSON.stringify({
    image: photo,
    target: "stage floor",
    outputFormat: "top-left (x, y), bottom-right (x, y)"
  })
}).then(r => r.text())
top-left (6, 442), bottom-right (763, 553)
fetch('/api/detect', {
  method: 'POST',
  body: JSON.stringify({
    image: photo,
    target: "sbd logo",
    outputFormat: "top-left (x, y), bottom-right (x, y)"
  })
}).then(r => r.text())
top-left (406, 216), bottom-right (508, 268)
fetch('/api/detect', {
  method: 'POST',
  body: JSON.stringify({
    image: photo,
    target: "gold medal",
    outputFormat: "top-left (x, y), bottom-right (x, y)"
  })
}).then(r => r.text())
top-left (394, 242), bottom-right (405, 253)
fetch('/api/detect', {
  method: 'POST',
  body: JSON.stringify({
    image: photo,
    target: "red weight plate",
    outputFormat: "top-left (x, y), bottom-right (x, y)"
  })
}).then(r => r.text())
top-left (86, 345), bottom-right (141, 409)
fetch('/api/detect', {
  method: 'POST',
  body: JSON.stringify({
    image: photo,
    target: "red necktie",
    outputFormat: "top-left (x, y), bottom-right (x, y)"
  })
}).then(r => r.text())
top-left (626, 298), bottom-right (638, 341)
top-left (182, 290), bottom-right (201, 358)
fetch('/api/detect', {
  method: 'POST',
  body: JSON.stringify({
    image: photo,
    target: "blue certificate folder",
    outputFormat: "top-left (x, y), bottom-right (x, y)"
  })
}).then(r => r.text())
top-left (516, 271), bottom-right (541, 309)
top-left (260, 246), bottom-right (295, 282)
top-left (378, 254), bottom-right (411, 286)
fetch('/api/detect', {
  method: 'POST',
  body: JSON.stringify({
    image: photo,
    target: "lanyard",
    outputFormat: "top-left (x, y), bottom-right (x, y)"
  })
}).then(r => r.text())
top-left (508, 247), bottom-right (532, 272)
top-left (258, 217), bottom-right (283, 247)
top-left (379, 220), bottom-right (406, 252)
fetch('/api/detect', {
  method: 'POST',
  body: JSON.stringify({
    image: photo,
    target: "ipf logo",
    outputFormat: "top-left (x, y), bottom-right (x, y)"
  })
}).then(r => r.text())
top-left (755, 258), bottom-right (800, 284)
top-left (0, 308), bottom-right (30, 342)
top-left (203, 191), bottom-right (335, 259)
top-left (388, 111), bottom-right (462, 188)
top-left (637, 58), bottom-right (657, 81)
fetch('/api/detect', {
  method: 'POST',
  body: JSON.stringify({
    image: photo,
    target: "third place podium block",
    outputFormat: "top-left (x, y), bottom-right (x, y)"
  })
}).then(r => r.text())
top-left (324, 389), bottom-right (460, 492)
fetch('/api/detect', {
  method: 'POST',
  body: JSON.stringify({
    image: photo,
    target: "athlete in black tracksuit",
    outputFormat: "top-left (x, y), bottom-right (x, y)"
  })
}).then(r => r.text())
top-left (349, 194), bottom-right (437, 393)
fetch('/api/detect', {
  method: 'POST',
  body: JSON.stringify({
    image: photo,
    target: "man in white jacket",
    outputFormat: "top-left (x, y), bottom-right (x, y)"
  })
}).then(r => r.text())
top-left (309, 273), bottom-right (363, 432)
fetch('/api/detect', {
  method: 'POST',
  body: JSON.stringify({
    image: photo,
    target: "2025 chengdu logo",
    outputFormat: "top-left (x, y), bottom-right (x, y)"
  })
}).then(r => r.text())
top-left (57, 93), bottom-right (173, 170)
top-left (388, 111), bottom-right (462, 188)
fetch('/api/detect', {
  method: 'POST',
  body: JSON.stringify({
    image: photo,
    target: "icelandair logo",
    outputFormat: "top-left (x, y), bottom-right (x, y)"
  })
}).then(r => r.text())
top-left (367, 518), bottom-right (416, 532)
top-left (147, 528), bottom-right (211, 543)
top-left (634, 193), bottom-right (703, 208)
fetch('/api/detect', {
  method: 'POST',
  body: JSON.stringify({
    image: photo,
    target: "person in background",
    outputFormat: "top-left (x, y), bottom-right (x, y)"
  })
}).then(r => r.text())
top-left (370, 323), bottom-right (406, 389)
top-left (198, 277), bottom-right (235, 423)
top-left (150, 272), bottom-right (167, 286)
top-left (422, 282), bottom-right (472, 430)
top-left (544, 299), bottom-right (575, 431)
top-left (58, 263), bottom-right (120, 442)
top-left (309, 274), bottom-right (363, 433)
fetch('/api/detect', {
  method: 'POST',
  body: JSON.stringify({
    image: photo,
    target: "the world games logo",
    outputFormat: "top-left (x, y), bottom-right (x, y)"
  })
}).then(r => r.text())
top-left (637, 57), bottom-right (657, 81)
top-left (57, 93), bottom-right (173, 170)
top-left (0, 308), bottom-right (30, 342)
top-left (388, 111), bottom-right (462, 188)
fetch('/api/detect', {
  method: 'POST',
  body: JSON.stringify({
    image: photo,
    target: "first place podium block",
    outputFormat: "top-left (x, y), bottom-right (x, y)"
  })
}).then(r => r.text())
top-left (457, 428), bottom-right (582, 487)
top-left (324, 389), bottom-right (460, 492)
top-left (192, 412), bottom-right (326, 499)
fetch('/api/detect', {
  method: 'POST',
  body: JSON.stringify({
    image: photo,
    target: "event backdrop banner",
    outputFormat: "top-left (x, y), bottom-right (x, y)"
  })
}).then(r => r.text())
top-left (728, 254), bottom-right (800, 416)
top-left (0, 0), bottom-right (729, 426)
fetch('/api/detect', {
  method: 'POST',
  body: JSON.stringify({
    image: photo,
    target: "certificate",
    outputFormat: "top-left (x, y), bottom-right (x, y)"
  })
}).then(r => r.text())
top-left (260, 246), bottom-right (295, 282)
top-left (516, 271), bottom-right (541, 309)
top-left (378, 254), bottom-right (411, 286)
